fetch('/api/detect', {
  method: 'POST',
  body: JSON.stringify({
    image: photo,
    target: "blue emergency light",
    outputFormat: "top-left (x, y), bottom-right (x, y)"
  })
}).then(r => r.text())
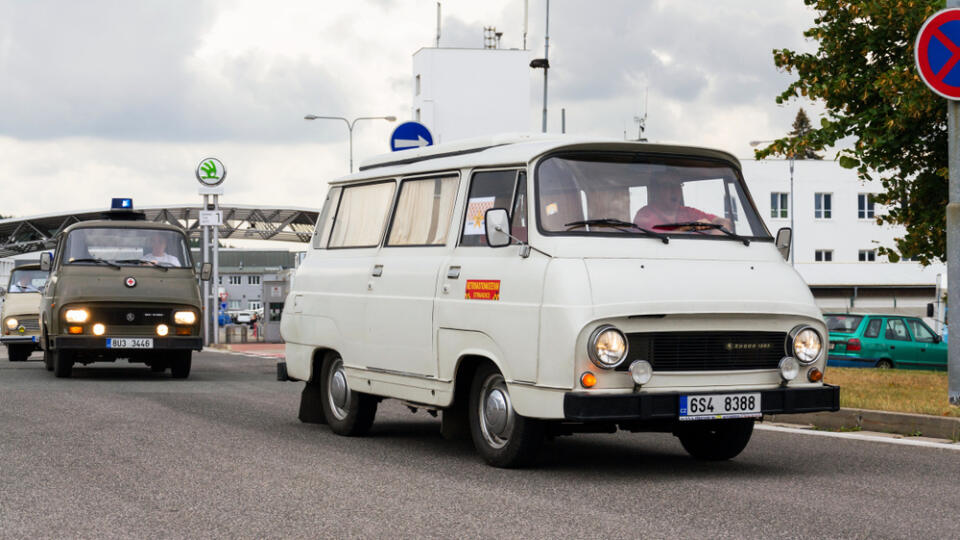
top-left (111, 198), bottom-right (133, 210)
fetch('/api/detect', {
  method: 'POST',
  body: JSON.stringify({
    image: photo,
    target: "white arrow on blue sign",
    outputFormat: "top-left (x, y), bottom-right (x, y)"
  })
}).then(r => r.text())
top-left (390, 121), bottom-right (434, 152)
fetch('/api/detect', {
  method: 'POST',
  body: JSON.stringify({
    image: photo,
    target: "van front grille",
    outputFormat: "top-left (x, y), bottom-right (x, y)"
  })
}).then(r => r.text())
top-left (619, 331), bottom-right (787, 372)
top-left (17, 317), bottom-right (40, 331)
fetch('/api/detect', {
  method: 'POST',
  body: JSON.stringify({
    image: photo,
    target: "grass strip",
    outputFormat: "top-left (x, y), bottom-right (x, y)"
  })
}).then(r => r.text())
top-left (825, 367), bottom-right (960, 418)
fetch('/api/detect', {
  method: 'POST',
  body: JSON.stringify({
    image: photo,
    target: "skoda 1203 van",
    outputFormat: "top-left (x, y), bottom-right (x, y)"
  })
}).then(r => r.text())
top-left (281, 136), bottom-right (839, 467)
top-left (1, 264), bottom-right (49, 362)
top-left (40, 200), bottom-right (209, 378)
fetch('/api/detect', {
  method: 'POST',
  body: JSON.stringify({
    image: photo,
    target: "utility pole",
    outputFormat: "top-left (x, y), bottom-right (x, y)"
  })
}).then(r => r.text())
top-left (541, 0), bottom-right (550, 132)
top-left (947, 0), bottom-right (960, 406)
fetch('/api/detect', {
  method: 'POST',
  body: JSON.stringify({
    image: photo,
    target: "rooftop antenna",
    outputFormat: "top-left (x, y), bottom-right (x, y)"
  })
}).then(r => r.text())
top-left (633, 87), bottom-right (649, 141)
top-left (523, 0), bottom-right (528, 49)
top-left (436, 2), bottom-right (441, 47)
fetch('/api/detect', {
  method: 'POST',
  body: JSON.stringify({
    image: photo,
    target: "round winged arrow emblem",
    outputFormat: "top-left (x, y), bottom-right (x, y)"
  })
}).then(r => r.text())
top-left (125, 277), bottom-right (137, 288)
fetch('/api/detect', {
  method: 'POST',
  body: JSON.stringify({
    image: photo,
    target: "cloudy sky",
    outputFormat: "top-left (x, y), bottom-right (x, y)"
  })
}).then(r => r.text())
top-left (0, 0), bottom-right (820, 219)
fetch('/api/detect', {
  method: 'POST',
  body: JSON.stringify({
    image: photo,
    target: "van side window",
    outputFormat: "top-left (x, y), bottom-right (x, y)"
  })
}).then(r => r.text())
top-left (328, 181), bottom-right (396, 248)
top-left (387, 176), bottom-right (459, 246)
top-left (863, 318), bottom-right (882, 338)
top-left (461, 170), bottom-right (518, 247)
top-left (511, 171), bottom-right (528, 243)
top-left (312, 187), bottom-right (342, 249)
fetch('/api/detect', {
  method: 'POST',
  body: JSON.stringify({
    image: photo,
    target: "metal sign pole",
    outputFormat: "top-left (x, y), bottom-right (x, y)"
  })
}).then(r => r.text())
top-left (212, 194), bottom-right (220, 345)
top-left (949, 98), bottom-right (960, 405)
top-left (202, 194), bottom-right (210, 346)
top-left (948, 0), bottom-right (960, 406)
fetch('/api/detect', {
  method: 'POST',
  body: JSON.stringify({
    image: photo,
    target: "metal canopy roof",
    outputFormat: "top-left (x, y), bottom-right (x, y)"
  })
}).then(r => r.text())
top-left (0, 205), bottom-right (318, 258)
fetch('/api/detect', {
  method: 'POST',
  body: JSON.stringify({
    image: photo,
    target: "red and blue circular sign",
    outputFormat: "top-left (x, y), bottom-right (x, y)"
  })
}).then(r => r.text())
top-left (916, 8), bottom-right (960, 99)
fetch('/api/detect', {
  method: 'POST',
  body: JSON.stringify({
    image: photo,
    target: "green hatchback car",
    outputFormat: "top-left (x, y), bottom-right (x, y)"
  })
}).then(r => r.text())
top-left (824, 313), bottom-right (947, 370)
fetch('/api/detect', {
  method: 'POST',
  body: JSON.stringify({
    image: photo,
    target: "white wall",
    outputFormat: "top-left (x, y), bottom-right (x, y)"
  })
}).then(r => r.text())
top-left (740, 158), bottom-right (946, 289)
top-left (412, 47), bottom-right (533, 143)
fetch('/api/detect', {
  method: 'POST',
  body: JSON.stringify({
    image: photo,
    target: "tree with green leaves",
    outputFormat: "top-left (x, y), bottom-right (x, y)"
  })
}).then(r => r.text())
top-left (756, 0), bottom-right (946, 264)
top-left (789, 108), bottom-right (822, 159)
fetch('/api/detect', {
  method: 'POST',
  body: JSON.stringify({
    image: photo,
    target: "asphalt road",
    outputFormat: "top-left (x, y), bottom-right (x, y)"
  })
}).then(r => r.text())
top-left (1, 350), bottom-right (957, 539)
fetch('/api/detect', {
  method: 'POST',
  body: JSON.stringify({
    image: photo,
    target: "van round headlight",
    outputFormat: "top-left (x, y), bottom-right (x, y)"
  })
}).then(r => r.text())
top-left (174, 311), bottom-right (197, 325)
top-left (64, 309), bottom-right (89, 323)
top-left (789, 326), bottom-right (823, 365)
top-left (5, 318), bottom-right (18, 330)
top-left (588, 325), bottom-right (628, 369)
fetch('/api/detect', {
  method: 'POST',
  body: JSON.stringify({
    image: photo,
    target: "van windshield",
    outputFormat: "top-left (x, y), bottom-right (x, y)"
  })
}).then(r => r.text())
top-left (63, 228), bottom-right (191, 268)
top-left (536, 153), bottom-right (769, 239)
top-left (7, 269), bottom-right (48, 293)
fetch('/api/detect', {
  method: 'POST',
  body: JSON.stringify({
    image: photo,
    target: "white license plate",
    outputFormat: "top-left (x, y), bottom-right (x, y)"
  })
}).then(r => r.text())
top-left (106, 338), bottom-right (154, 349)
top-left (679, 393), bottom-right (761, 421)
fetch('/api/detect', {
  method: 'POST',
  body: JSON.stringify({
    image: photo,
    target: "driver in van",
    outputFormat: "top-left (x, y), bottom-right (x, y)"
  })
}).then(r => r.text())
top-left (9, 275), bottom-right (38, 293)
top-left (633, 181), bottom-right (731, 231)
top-left (141, 232), bottom-right (180, 266)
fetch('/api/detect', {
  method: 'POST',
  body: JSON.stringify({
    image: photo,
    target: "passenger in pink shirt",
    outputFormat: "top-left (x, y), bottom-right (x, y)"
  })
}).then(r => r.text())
top-left (633, 182), bottom-right (731, 231)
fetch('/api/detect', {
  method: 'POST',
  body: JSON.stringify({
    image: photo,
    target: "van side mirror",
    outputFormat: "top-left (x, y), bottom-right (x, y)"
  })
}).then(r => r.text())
top-left (775, 227), bottom-right (792, 261)
top-left (39, 252), bottom-right (52, 271)
top-left (0, 286), bottom-right (5, 298)
top-left (200, 262), bottom-right (212, 281)
top-left (485, 208), bottom-right (511, 248)
top-left (927, 303), bottom-right (935, 317)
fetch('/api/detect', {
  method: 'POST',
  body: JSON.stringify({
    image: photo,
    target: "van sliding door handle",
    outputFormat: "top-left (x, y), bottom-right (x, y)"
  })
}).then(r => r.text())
top-left (371, 265), bottom-right (383, 277)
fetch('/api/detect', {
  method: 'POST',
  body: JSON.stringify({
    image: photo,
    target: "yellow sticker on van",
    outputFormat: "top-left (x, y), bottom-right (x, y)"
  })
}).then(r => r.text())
top-left (465, 280), bottom-right (500, 300)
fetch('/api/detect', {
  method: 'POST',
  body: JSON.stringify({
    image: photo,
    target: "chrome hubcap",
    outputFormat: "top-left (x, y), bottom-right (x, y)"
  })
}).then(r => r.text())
top-left (327, 358), bottom-right (350, 420)
top-left (478, 373), bottom-right (514, 449)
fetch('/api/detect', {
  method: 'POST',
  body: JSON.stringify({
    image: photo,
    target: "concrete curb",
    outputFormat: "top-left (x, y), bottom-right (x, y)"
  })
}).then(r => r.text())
top-left (765, 408), bottom-right (960, 441)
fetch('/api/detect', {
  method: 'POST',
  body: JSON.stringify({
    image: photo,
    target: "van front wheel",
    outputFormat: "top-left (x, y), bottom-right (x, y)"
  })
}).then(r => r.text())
top-left (468, 365), bottom-right (543, 468)
top-left (677, 419), bottom-right (754, 461)
top-left (321, 354), bottom-right (377, 436)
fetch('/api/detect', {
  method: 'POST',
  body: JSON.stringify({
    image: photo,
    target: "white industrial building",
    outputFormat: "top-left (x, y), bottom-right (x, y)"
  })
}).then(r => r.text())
top-left (409, 44), bottom-right (946, 319)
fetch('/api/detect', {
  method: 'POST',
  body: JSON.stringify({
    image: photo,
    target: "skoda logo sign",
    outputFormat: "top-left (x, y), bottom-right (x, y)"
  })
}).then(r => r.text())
top-left (125, 312), bottom-right (136, 322)
top-left (125, 277), bottom-right (137, 288)
top-left (725, 342), bottom-right (772, 351)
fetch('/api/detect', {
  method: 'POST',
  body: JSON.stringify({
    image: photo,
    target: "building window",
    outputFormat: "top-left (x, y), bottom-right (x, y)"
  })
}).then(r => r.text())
top-left (815, 249), bottom-right (833, 262)
top-left (415, 74), bottom-right (421, 96)
top-left (814, 193), bottom-right (832, 219)
top-left (229, 275), bottom-right (241, 285)
top-left (770, 192), bottom-right (788, 219)
top-left (218, 276), bottom-right (222, 285)
top-left (248, 301), bottom-right (262, 311)
top-left (247, 275), bottom-right (261, 285)
top-left (858, 249), bottom-right (876, 262)
top-left (228, 300), bottom-right (240, 310)
top-left (858, 193), bottom-right (875, 219)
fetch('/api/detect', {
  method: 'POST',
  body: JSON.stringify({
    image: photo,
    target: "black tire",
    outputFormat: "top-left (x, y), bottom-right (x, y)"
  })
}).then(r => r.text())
top-left (468, 364), bottom-right (544, 468)
top-left (7, 345), bottom-right (31, 362)
top-left (320, 354), bottom-right (377, 436)
top-left (53, 349), bottom-right (74, 378)
top-left (876, 359), bottom-right (894, 369)
top-left (150, 362), bottom-right (167, 373)
top-left (42, 340), bottom-right (54, 371)
top-left (677, 419), bottom-right (754, 461)
top-left (170, 351), bottom-right (191, 379)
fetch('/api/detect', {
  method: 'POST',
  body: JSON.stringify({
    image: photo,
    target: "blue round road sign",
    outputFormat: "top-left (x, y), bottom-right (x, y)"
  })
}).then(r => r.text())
top-left (916, 8), bottom-right (960, 99)
top-left (390, 121), bottom-right (434, 152)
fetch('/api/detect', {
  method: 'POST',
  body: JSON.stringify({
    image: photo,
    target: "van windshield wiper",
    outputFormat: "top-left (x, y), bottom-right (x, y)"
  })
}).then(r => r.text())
top-left (68, 257), bottom-right (122, 269)
top-left (115, 259), bottom-right (170, 272)
top-left (651, 221), bottom-right (750, 246)
top-left (565, 218), bottom-right (669, 244)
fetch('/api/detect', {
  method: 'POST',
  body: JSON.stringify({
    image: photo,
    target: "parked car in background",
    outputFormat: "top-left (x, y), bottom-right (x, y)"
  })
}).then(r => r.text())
top-left (824, 313), bottom-right (947, 371)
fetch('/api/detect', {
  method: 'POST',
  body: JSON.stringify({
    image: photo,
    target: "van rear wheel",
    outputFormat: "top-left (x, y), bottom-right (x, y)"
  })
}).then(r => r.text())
top-left (677, 419), bottom-right (754, 461)
top-left (321, 354), bottom-right (377, 436)
top-left (468, 364), bottom-right (543, 468)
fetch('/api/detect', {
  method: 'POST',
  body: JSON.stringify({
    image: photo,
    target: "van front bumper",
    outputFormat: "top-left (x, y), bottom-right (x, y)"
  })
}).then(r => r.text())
top-left (51, 336), bottom-right (203, 351)
top-left (563, 384), bottom-right (840, 422)
top-left (0, 335), bottom-right (40, 345)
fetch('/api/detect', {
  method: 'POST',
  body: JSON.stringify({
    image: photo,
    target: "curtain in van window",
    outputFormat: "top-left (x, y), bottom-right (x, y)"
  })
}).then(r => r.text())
top-left (388, 176), bottom-right (459, 246)
top-left (328, 182), bottom-right (396, 248)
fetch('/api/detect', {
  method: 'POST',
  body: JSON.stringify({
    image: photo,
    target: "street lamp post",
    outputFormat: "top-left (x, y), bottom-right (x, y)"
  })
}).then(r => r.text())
top-left (304, 115), bottom-right (397, 173)
top-left (751, 140), bottom-right (796, 266)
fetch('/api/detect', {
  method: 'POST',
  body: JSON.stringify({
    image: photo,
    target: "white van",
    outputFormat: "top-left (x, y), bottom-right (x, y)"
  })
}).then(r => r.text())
top-left (281, 135), bottom-right (839, 467)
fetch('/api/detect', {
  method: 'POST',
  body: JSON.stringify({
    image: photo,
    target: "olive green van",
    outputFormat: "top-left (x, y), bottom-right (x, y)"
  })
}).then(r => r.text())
top-left (39, 212), bottom-right (209, 378)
